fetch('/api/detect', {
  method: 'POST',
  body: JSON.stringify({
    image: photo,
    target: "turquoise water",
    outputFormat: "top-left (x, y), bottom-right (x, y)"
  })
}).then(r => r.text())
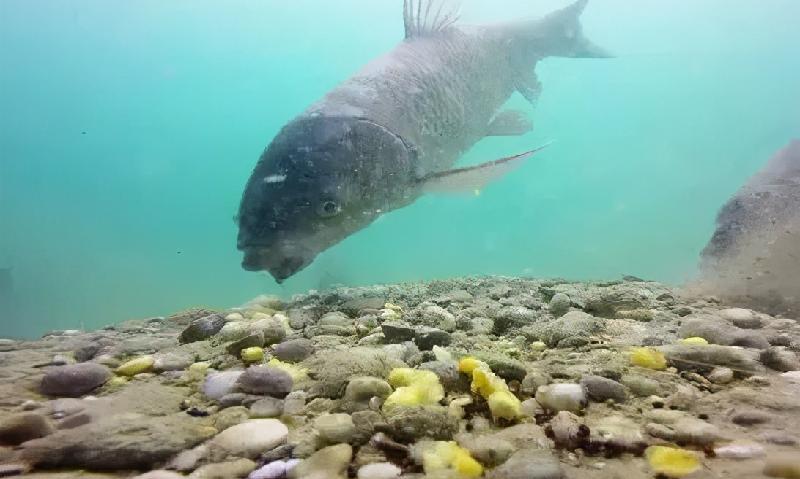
top-left (1, 0), bottom-right (799, 338)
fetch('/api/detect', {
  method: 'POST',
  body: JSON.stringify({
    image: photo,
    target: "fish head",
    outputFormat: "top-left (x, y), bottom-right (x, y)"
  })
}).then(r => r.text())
top-left (237, 115), bottom-right (414, 282)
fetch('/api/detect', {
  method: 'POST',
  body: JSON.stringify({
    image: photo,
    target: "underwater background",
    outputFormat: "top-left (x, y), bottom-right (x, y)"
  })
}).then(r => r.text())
top-left (1, 0), bottom-right (799, 338)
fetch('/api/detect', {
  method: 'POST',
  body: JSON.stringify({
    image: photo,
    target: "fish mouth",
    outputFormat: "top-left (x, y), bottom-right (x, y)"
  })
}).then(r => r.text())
top-left (240, 246), bottom-right (313, 283)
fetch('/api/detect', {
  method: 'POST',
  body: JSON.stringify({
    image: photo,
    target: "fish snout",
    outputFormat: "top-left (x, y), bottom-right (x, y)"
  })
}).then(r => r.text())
top-left (240, 245), bottom-right (314, 283)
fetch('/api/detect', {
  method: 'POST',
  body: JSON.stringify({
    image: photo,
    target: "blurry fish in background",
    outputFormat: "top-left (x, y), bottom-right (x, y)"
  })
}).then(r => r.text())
top-left (692, 140), bottom-right (800, 315)
top-left (237, 0), bottom-right (609, 283)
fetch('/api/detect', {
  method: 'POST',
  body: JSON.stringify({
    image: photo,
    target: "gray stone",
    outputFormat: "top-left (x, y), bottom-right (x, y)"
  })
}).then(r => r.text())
top-left (719, 308), bottom-right (762, 329)
top-left (421, 305), bottom-right (457, 332)
top-left (343, 377), bottom-right (393, 412)
top-left (0, 413), bottom-right (54, 445)
top-left (251, 318), bottom-right (287, 345)
top-left (521, 371), bottom-right (552, 396)
top-left (40, 363), bottom-right (111, 397)
top-left (679, 315), bottom-right (769, 349)
top-left (580, 375), bottom-right (628, 403)
top-left (288, 443), bottom-right (352, 479)
top-left (419, 361), bottom-right (469, 393)
top-left (314, 413), bottom-right (356, 444)
top-left (236, 366), bottom-right (293, 398)
top-left (273, 338), bottom-right (315, 363)
top-left (384, 405), bottom-right (459, 442)
top-left (381, 322), bottom-right (416, 343)
top-left (620, 375), bottom-right (660, 397)
top-left (480, 353), bottom-right (527, 382)
top-left (226, 331), bottom-right (265, 356)
top-left (208, 419), bottom-right (288, 461)
top-left (661, 344), bottom-right (764, 375)
top-left (414, 327), bottom-right (451, 351)
top-left (152, 351), bottom-right (194, 372)
top-left (493, 306), bottom-right (536, 334)
top-left (707, 367), bottom-right (735, 384)
top-left (731, 409), bottom-right (773, 426)
top-left (203, 370), bottom-right (244, 401)
top-left (487, 449), bottom-right (564, 479)
top-left (303, 348), bottom-right (403, 398)
top-left (760, 347), bottom-right (800, 372)
top-left (250, 397), bottom-right (285, 418)
top-left (180, 314), bottom-right (225, 344)
top-left (521, 311), bottom-right (605, 348)
top-left (21, 413), bottom-right (215, 470)
top-left (549, 293), bottom-right (571, 317)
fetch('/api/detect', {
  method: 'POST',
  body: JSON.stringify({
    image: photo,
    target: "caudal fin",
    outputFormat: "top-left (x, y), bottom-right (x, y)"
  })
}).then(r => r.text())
top-left (512, 0), bottom-right (611, 59)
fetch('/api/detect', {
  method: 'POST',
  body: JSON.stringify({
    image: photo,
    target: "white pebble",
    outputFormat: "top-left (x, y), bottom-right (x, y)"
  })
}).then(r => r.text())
top-left (714, 441), bottom-right (766, 459)
top-left (535, 383), bottom-right (587, 412)
top-left (248, 459), bottom-right (300, 479)
top-left (357, 462), bottom-right (402, 479)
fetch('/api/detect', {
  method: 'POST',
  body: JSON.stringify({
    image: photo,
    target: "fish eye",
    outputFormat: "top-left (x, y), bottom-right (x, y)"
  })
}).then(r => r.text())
top-left (317, 200), bottom-right (341, 218)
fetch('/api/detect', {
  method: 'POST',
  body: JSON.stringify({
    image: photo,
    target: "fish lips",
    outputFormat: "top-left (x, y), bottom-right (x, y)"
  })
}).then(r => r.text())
top-left (240, 245), bottom-right (314, 283)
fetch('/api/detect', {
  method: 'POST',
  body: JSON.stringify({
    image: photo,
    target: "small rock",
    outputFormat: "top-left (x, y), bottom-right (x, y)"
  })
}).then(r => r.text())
top-left (236, 366), bottom-right (293, 398)
top-left (116, 355), bottom-right (155, 376)
top-left (315, 413), bottom-right (356, 444)
top-left (761, 347), bottom-right (800, 372)
top-left (0, 413), bottom-right (54, 445)
top-left (731, 409), bottom-right (773, 426)
top-left (357, 462), bottom-right (401, 479)
top-left (719, 308), bottom-right (762, 329)
top-left (422, 305), bottom-right (457, 332)
top-left (189, 458), bottom-right (257, 479)
top-left (226, 332), bottom-right (266, 357)
top-left (251, 318), bottom-right (287, 346)
top-left (40, 363), bottom-right (111, 397)
top-left (384, 405), bottom-right (459, 442)
top-left (661, 344), bottom-right (763, 375)
top-left (180, 314), bottom-right (226, 344)
top-left (283, 391), bottom-right (307, 416)
top-left (521, 371), bottom-right (552, 396)
top-left (580, 375), bottom-right (627, 403)
top-left (289, 443), bottom-right (353, 479)
top-left (536, 384), bottom-right (587, 413)
top-left (217, 322), bottom-right (251, 342)
top-left (487, 449), bottom-right (564, 479)
top-left (381, 322), bottom-right (416, 343)
top-left (153, 352), bottom-right (193, 372)
top-left (414, 327), bottom-right (451, 351)
top-left (250, 397), bottom-right (285, 418)
top-left (343, 377), bottom-right (393, 413)
top-left (620, 375), bottom-right (660, 397)
top-left (203, 371), bottom-right (244, 401)
top-left (707, 367), bottom-right (735, 384)
top-left (273, 339), bottom-right (315, 363)
top-left (209, 419), bottom-right (288, 460)
top-left (249, 459), bottom-right (301, 479)
top-left (548, 293), bottom-right (571, 317)
top-left (134, 471), bottom-right (186, 479)
top-left (0, 464), bottom-right (28, 477)
top-left (714, 441), bottom-right (765, 459)
top-left (419, 361), bottom-right (468, 393)
top-left (522, 311), bottom-right (605, 348)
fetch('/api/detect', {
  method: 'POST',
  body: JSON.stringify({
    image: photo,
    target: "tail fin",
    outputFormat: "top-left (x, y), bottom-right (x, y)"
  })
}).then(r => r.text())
top-left (513, 0), bottom-right (611, 59)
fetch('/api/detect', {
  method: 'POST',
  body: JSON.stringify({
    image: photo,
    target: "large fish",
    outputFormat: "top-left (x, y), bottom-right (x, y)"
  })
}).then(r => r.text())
top-left (695, 140), bottom-right (800, 315)
top-left (237, 0), bottom-right (608, 282)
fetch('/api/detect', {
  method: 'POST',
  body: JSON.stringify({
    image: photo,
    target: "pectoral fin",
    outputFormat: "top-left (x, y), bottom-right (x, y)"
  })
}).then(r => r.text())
top-left (514, 69), bottom-right (543, 106)
top-left (419, 143), bottom-right (551, 194)
top-left (486, 110), bottom-right (533, 137)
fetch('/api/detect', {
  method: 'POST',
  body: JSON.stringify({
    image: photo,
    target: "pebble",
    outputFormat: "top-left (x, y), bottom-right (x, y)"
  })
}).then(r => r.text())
top-left (189, 458), bottom-right (257, 478)
top-left (782, 371), bottom-right (800, 384)
top-left (414, 327), bottom-right (451, 350)
top-left (381, 322), bottom-right (416, 343)
top-left (227, 333), bottom-right (266, 357)
top-left (153, 352), bottom-right (194, 372)
top-left (179, 314), bottom-right (226, 344)
top-left (236, 366), bottom-right (293, 398)
top-left (273, 338), bottom-right (315, 363)
top-left (133, 471), bottom-right (186, 479)
top-left (707, 367), bottom-right (734, 384)
top-left (487, 449), bottom-right (564, 479)
top-left (549, 293), bottom-right (571, 317)
top-left (40, 363), bottom-right (111, 397)
top-left (713, 441), bottom-right (765, 459)
top-left (251, 318), bottom-right (287, 345)
top-left (209, 419), bottom-right (288, 460)
top-left (580, 375), bottom-right (628, 403)
top-left (116, 355), bottom-right (155, 376)
top-left (288, 443), bottom-right (353, 479)
top-left (343, 377), bottom-right (393, 412)
top-left (521, 371), bottom-right (552, 396)
top-left (249, 459), bottom-right (301, 479)
top-left (0, 464), bottom-right (28, 477)
top-left (422, 305), bottom-right (457, 332)
top-left (357, 462), bottom-right (402, 479)
top-left (535, 384), bottom-right (587, 413)
top-left (761, 347), bottom-right (800, 372)
top-left (619, 375), bottom-right (660, 397)
top-left (0, 413), bottom-right (54, 445)
top-left (719, 308), bottom-right (762, 329)
top-left (249, 397), bottom-right (285, 418)
top-left (315, 413), bottom-right (356, 444)
top-left (203, 371), bottom-right (244, 400)
top-left (731, 409), bottom-right (773, 426)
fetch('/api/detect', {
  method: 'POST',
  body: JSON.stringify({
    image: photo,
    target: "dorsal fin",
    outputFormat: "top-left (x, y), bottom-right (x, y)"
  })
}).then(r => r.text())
top-left (403, 0), bottom-right (461, 39)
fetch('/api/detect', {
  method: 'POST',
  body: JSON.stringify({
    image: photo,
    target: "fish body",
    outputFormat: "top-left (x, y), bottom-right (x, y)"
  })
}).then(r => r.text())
top-left (697, 140), bottom-right (800, 314)
top-left (237, 0), bottom-right (608, 282)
